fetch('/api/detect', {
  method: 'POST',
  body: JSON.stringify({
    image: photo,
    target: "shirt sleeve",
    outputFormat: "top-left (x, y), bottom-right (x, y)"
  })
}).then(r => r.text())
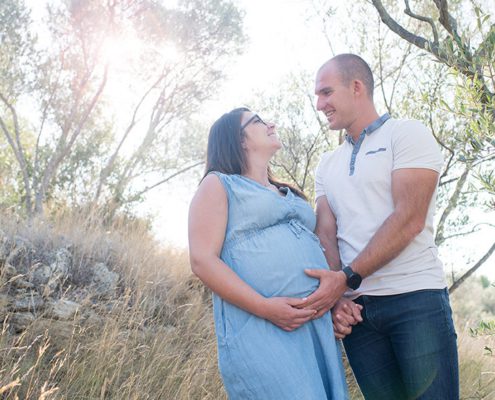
top-left (314, 153), bottom-right (329, 200)
top-left (392, 119), bottom-right (444, 172)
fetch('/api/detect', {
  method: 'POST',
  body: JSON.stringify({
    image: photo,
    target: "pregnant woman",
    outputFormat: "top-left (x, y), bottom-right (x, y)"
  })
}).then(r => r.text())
top-left (188, 108), bottom-right (348, 399)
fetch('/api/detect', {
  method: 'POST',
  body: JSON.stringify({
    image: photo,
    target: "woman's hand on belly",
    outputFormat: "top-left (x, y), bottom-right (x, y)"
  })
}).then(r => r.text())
top-left (259, 297), bottom-right (317, 332)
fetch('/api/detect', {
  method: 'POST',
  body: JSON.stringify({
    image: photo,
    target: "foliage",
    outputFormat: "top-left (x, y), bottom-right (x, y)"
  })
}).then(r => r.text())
top-left (0, 0), bottom-right (246, 216)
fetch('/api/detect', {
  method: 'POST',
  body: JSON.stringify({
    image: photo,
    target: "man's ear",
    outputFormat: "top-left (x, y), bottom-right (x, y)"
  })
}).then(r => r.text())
top-left (353, 79), bottom-right (365, 97)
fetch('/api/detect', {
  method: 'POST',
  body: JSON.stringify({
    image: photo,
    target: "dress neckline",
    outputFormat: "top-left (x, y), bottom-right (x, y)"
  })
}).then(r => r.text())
top-left (238, 175), bottom-right (290, 198)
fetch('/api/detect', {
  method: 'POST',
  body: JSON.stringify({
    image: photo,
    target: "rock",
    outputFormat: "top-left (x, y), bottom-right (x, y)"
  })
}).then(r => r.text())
top-left (0, 294), bottom-right (12, 321)
top-left (50, 249), bottom-right (71, 277)
top-left (46, 299), bottom-right (81, 320)
top-left (28, 262), bottom-right (52, 286)
top-left (5, 236), bottom-right (34, 273)
top-left (45, 248), bottom-right (72, 292)
top-left (12, 278), bottom-right (34, 289)
top-left (0, 229), bottom-right (9, 259)
top-left (28, 318), bottom-right (77, 342)
top-left (11, 312), bottom-right (35, 332)
top-left (12, 292), bottom-right (45, 312)
top-left (0, 293), bottom-right (11, 309)
top-left (2, 263), bottom-right (17, 278)
top-left (90, 263), bottom-right (119, 299)
top-left (82, 309), bottom-right (104, 328)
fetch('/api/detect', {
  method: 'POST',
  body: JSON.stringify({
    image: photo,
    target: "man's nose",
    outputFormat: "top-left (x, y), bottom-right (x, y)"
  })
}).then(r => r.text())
top-left (316, 97), bottom-right (324, 111)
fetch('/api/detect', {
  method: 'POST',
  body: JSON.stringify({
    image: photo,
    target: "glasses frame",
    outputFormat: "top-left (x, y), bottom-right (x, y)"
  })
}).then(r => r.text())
top-left (240, 114), bottom-right (267, 131)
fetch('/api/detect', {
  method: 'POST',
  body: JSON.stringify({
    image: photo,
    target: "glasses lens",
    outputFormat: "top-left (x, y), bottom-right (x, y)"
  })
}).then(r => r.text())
top-left (240, 114), bottom-right (258, 131)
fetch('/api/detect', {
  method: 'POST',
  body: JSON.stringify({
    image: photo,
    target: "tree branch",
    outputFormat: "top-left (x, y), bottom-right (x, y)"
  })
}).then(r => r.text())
top-left (124, 161), bottom-right (204, 204)
top-left (35, 64), bottom-right (109, 213)
top-left (371, 0), bottom-right (442, 57)
top-left (404, 0), bottom-right (439, 45)
top-left (0, 91), bottom-right (33, 215)
top-left (449, 241), bottom-right (495, 294)
top-left (94, 72), bottom-right (167, 202)
top-left (436, 163), bottom-right (470, 245)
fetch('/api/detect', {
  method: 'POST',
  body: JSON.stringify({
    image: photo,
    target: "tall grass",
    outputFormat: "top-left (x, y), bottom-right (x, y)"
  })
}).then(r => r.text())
top-left (0, 208), bottom-right (493, 399)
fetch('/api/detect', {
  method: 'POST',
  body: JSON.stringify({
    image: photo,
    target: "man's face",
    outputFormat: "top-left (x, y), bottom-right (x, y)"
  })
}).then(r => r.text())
top-left (315, 62), bottom-right (357, 131)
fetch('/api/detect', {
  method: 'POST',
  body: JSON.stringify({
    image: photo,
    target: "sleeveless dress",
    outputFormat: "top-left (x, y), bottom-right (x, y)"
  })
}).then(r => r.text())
top-left (211, 172), bottom-right (348, 400)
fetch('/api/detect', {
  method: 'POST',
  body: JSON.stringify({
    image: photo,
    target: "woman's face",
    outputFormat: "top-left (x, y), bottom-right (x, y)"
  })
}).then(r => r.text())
top-left (240, 111), bottom-right (281, 156)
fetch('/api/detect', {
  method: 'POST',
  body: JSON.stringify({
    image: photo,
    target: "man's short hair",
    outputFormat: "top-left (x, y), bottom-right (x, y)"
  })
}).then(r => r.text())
top-left (331, 54), bottom-right (374, 98)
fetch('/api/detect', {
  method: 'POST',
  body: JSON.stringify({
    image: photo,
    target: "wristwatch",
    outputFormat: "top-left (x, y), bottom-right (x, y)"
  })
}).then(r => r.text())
top-left (342, 266), bottom-right (362, 290)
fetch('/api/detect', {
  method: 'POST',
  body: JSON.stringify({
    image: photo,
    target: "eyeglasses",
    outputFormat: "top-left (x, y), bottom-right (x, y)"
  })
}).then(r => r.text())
top-left (240, 114), bottom-right (267, 131)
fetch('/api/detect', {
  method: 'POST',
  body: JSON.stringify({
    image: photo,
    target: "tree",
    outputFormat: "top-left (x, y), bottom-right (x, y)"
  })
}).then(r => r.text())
top-left (0, 0), bottom-right (246, 217)
top-left (366, 0), bottom-right (495, 292)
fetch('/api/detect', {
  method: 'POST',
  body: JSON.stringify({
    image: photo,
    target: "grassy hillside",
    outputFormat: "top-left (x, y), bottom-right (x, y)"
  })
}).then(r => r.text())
top-left (0, 209), bottom-right (493, 399)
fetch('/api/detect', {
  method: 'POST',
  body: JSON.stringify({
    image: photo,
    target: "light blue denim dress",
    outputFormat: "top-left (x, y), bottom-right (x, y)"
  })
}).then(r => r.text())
top-left (211, 172), bottom-right (348, 400)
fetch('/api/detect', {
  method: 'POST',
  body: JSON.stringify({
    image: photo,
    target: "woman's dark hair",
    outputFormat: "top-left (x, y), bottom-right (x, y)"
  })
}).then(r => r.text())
top-left (203, 107), bottom-right (307, 200)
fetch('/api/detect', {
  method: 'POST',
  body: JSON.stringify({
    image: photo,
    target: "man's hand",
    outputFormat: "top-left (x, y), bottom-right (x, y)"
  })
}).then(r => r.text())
top-left (261, 297), bottom-right (317, 332)
top-left (332, 298), bottom-right (363, 339)
top-left (300, 269), bottom-right (347, 319)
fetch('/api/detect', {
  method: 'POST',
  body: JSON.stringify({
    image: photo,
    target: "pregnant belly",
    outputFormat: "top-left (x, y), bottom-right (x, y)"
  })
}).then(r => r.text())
top-left (226, 226), bottom-right (329, 298)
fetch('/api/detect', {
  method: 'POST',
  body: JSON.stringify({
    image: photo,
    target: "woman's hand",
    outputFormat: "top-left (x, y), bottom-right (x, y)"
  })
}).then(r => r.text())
top-left (260, 297), bottom-right (317, 332)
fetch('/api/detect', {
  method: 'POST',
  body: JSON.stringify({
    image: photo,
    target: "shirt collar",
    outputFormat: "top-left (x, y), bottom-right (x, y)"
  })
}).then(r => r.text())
top-left (345, 113), bottom-right (391, 144)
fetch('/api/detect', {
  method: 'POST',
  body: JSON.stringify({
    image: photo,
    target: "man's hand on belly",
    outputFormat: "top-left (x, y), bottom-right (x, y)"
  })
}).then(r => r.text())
top-left (298, 269), bottom-right (347, 319)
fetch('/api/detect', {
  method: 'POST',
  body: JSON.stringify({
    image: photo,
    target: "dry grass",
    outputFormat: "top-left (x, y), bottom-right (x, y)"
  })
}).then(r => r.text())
top-left (0, 208), bottom-right (493, 399)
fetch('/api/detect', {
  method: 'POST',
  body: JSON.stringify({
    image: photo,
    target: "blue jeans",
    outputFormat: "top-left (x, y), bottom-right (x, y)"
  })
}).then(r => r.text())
top-left (343, 289), bottom-right (459, 400)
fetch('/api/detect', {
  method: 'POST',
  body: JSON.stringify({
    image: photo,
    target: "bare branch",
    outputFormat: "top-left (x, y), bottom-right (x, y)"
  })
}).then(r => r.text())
top-left (124, 161), bottom-right (204, 203)
top-left (435, 163), bottom-right (470, 245)
top-left (404, 0), bottom-right (439, 45)
top-left (94, 71), bottom-right (166, 202)
top-left (35, 64), bottom-right (109, 213)
top-left (371, 0), bottom-right (494, 108)
top-left (441, 223), bottom-right (495, 242)
top-left (0, 92), bottom-right (33, 214)
top-left (432, 0), bottom-right (458, 36)
top-left (449, 241), bottom-right (495, 294)
top-left (371, 0), bottom-right (442, 57)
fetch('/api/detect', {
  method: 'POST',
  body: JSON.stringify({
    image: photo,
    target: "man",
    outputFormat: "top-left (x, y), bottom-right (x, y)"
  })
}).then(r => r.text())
top-left (301, 54), bottom-right (459, 399)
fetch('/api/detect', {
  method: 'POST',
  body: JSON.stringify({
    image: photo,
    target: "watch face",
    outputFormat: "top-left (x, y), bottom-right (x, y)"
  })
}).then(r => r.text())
top-left (348, 274), bottom-right (362, 290)
top-left (343, 266), bottom-right (362, 290)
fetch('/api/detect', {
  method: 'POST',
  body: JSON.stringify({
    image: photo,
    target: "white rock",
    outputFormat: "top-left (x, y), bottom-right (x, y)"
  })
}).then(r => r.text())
top-left (90, 263), bottom-right (119, 298)
top-left (46, 299), bottom-right (81, 320)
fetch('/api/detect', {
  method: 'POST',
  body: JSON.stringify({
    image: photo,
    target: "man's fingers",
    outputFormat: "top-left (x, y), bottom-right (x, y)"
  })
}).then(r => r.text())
top-left (291, 306), bottom-right (317, 318)
top-left (333, 312), bottom-right (352, 326)
top-left (351, 305), bottom-right (363, 322)
top-left (312, 305), bottom-right (331, 320)
top-left (286, 297), bottom-right (309, 308)
top-left (343, 301), bottom-right (363, 322)
top-left (299, 291), bottom-right (323, 308)
top-left (340, 310), bottom-right (360, 326)
top-left (304, 268), bottom-right (324, 279)
top-left (334, 332), bottom-right (346, 340)
top-left (334, 321), bottom-right (352, 336)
